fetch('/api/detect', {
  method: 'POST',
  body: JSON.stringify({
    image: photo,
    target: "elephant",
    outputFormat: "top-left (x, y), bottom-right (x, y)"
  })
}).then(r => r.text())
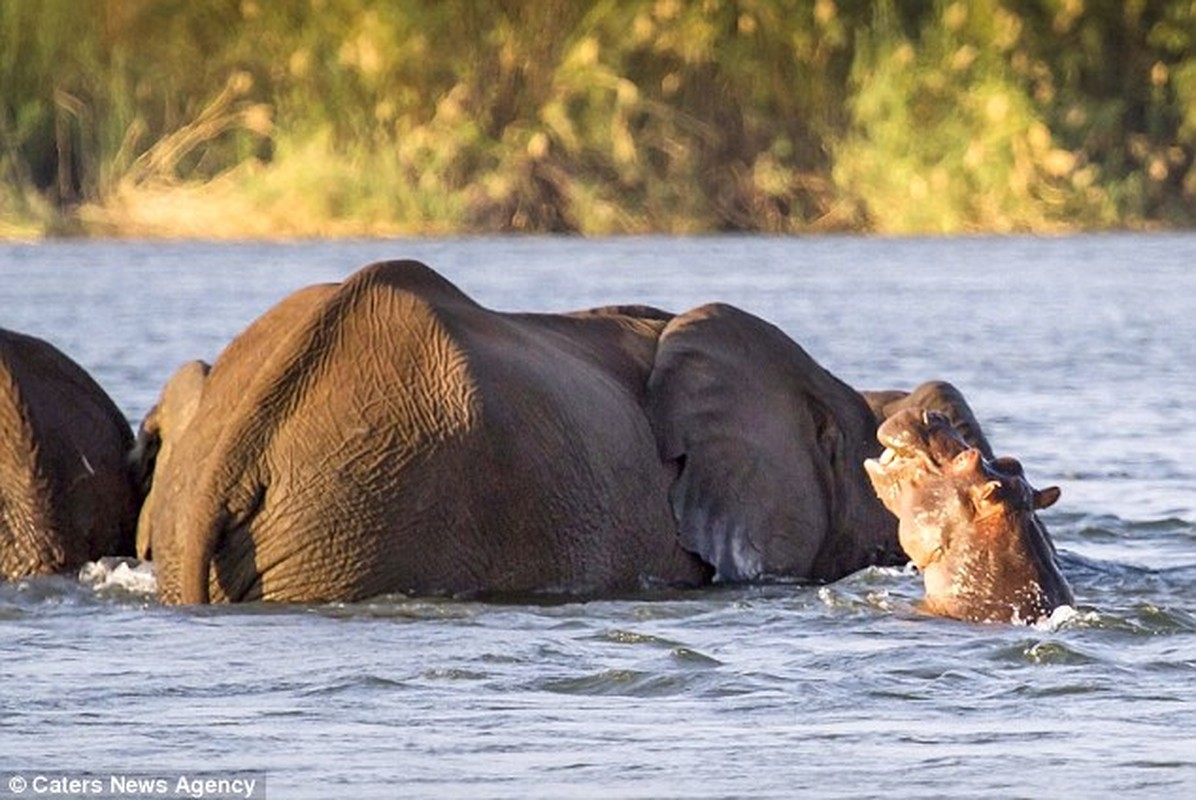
top-left (646, 302), bottom-right (902, 582)
top-left (864, 408), bottom-right (1074, 624)
top-left (0, 328), bottom-right (138, 580)
top-left (136, 259), bottom-right (934, 605)
top-left (138, 263), bottom-right (707, 603)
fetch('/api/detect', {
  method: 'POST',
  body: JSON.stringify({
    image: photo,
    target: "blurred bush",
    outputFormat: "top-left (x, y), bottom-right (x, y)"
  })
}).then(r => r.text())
top-left (1, 0), bottom-right (1192, 236)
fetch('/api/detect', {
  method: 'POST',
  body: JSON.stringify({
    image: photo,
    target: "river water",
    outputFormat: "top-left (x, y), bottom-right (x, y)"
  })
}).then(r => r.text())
top-left (1, 235), bottom-right (1194, 798)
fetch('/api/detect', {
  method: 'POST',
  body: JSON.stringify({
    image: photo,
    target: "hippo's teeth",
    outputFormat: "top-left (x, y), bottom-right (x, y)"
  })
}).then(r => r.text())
top-left (880, 447), bottom-right (897, 465)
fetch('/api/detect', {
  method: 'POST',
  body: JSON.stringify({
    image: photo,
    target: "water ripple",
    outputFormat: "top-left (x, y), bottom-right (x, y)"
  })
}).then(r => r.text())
top-left (6, 237), bottom-right (1196, 798)
top-left (535, 669), bottom-right (698, 698)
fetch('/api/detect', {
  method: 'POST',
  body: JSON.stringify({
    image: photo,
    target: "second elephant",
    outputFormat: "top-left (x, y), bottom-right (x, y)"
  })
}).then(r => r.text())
top-left (137, 259), bottom-right (908, 604)
top-left (1, 329), bottom-right (138, 580)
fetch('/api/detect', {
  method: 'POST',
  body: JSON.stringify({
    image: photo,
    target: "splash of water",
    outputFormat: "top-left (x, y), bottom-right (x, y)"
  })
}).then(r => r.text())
top-left (78, 558), bottom-right (158, 597)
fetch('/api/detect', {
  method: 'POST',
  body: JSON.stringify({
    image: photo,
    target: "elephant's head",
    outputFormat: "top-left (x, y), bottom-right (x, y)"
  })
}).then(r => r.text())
top-left (647, 303), bottom-right (902, 583)
top-left (864, 409), bottom-right (1073, 624)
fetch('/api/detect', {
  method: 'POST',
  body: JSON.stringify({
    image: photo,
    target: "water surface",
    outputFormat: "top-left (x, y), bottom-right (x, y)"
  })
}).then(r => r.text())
top-left (2, 235), bottom-right (1195, 798)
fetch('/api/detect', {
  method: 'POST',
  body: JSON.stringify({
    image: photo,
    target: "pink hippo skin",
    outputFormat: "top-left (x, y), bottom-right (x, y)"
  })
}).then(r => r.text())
top-left (864, 409), bottom-right (1074, 624)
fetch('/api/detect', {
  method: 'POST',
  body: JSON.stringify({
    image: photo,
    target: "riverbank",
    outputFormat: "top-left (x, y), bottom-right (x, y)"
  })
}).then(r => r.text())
top-left (2, 152), bottom-right (1181, 241)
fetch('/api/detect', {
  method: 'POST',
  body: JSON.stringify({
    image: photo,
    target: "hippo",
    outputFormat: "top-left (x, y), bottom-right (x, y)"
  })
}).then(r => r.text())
top-left (863, 408), bottom-right (1074, 624)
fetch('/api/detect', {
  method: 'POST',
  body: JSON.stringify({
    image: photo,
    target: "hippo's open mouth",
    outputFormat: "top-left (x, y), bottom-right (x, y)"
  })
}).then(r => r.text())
top-left (865, 409), bottom-right (971, 495)
top-left (864, 444), bottom-right (913, 487)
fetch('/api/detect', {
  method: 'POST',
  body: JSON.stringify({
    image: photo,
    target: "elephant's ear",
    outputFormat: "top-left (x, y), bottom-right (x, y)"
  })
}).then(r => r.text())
top-left (131, 360), bottom-right (209, 497)
top-left (130, 360), bottom-right (209, 561)
top-left (646, 304), bottom-right (885, 582)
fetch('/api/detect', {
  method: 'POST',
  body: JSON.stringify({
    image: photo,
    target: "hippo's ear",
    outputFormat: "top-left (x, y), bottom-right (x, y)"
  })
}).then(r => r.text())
top-left (1034, 486), bottom-right (1061, 510)
top-left (645, 304), bottom-right (889, 581)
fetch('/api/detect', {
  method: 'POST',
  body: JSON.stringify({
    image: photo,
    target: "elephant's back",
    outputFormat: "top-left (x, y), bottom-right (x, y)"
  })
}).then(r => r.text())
top-left (442, 307), bottom-right (704, 593)
top-left (150, 264), bottom-right (486, 601)
top-left (0, 329), bottom-right (137, 577)
top-left (303, 270), bottom-right (701, 596)
top-left (153, 261), bottom-right (706, 602)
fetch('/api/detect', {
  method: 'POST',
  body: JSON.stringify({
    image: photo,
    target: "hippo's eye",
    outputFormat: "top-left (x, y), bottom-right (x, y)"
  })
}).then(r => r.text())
top-left (976, 477), bottom-right (1042, 513)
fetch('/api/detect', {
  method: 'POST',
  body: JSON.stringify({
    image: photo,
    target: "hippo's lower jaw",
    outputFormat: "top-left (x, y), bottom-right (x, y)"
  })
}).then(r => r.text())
top-left (863, 448), bottom-right (949, 571)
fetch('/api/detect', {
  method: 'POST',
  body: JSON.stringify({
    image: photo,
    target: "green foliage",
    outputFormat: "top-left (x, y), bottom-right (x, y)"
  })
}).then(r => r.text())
top-left (836, 0), bottom-right (1196, 231)
top-left (1, 0), bottom-right (1193, 236)
top-left (835, 0), bottom-right (1098, 231)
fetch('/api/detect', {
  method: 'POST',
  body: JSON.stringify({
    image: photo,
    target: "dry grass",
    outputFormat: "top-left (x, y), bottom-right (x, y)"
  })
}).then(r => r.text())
top-left (76, 173), bottom-right (413, 239)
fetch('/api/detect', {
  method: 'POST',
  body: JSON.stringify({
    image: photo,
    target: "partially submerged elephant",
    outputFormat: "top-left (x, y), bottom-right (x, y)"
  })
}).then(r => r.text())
top-left (865, 408), bottom-right (1074, 623)
top-left (0, 329), bottom-right (138, 579)
top-left (137, 259), bottom-right (913, 604)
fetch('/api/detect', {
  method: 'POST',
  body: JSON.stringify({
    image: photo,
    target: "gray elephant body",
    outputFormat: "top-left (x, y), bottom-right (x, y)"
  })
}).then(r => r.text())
top-left (0, 329), bottom-right (137, 579)
top-left (141, 260), bottom-right (981, 604)
top-left (143, 262), bottom-right (711, 603)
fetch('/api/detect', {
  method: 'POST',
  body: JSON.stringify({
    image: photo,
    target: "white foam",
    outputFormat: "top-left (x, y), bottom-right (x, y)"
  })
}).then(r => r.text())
top-left (78, 558), bottom-right (158, 596)
top-left (1030, 603), bottom-right (1082, 631)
